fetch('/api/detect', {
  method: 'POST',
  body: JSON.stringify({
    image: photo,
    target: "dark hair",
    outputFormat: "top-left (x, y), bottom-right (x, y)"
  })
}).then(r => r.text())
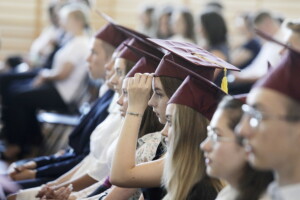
top-left (218, 96), bottom-right (274, 200)
top-left (253, 11), bottom-right (273, 25)
top-left (178, 8), bottom-right (196, 43)
top-left (159, 76), bottom-right (183, 98)
top-left (200, 11), bottom-right (227, 46)
top-left (156, 5), bottom-right (174, 39)
top-left (139, 104), bottom-right (164, 138)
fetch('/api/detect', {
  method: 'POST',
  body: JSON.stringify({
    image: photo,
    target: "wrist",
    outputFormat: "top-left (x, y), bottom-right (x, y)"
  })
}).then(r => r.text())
top-left (126, 111), bottom-right (143, 118)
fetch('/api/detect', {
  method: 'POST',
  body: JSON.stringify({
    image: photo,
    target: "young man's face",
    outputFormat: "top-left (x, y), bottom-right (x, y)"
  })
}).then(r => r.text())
top-left (237, 88), bottom-right (300, 171)
top-left (86, 39), bottom-right (109, 80)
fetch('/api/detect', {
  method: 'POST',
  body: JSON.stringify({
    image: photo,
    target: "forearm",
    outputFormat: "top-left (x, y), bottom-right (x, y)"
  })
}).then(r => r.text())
top-left (53, 161), bottom-right (84, 185)
top-left (56, 174), bottom-right (97, 192)
top-left (111, 114), bottom-right (142, 183)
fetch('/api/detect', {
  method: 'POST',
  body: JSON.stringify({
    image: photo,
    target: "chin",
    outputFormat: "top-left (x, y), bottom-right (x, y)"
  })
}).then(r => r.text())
top-left (248, 155), bottom-right (269, 170)
top-left (159, 118), bottom-right (166, 125)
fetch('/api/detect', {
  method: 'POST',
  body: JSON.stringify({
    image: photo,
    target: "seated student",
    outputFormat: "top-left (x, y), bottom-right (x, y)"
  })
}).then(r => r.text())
top-left (7, 43), bottom-right (126, 200)
top-left (201, 95), bottom-right (273, 200)
top-left (237, 20), bottom-right (300, 200)
top-left (7, 22), bottom-right (127, 188)
top-left (11, 38), bottom-right (158, 200)
top-left (36, 45), bottom-right (164, 200)
top-left (1, 4), bottom-right (91, 160)
top-left (163, 74), bottom-right (225, 200)
top-left (110, 40), bottom-right (238, 199)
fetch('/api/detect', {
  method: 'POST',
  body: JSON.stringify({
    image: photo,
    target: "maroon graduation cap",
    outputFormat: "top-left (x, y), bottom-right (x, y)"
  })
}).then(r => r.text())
top-left (168, 75), bottom-right (226, 120)
top-left (95, 23), bottom-right (128, 48)
top-left (148, 39), bottom-right (240, 71)
top-left (149, 39), bottom-right (240, 93)
top-left (253, 28), bottom-right (300, 103)
top-left (125, 44), bottom-right (161, 78)
top-left (155, 53), bottom-right (215, 81)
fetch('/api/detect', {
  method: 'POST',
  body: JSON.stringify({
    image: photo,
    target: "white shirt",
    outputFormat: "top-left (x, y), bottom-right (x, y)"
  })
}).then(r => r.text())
top-left (16, 94), bottom-right (121, 200)
top-left (267, 181), bottom-right (300, 200)
top-left (216, 185), bottom-right (270, 200)
top-left (53, 35), bottom-right (90, 103)
top-left (238, 28), bottom-right (289, 78)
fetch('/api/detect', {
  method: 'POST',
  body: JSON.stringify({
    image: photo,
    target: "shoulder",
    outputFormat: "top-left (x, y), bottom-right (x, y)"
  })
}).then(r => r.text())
top-left (215, 185), bottom-right (237, 200)
top-left (187, 179), bottom-right (219, 200)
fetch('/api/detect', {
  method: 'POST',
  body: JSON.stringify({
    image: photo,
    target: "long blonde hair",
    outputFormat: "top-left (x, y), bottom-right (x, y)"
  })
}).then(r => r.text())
top-left (162, 104), bottom-right (222, 200)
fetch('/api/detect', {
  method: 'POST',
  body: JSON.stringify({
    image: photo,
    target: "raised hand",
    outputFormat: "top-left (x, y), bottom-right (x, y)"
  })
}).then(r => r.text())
top-left (127, 73), bottom-right (153, 114)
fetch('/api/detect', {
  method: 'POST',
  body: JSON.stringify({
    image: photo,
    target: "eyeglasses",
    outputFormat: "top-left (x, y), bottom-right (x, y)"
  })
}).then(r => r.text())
top-left (241, 104), bottom-right (300, 129)
top-left (206, 126), bottom-right (236, 145)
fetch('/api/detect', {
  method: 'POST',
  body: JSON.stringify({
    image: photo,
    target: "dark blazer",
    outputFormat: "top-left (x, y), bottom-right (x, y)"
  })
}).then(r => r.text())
top-left (17, 89), bottom-right (114, 189)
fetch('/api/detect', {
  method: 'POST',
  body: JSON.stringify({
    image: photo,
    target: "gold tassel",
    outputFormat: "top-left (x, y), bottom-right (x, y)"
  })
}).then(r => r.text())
top-left (221, 68), bottom-right (228, 94)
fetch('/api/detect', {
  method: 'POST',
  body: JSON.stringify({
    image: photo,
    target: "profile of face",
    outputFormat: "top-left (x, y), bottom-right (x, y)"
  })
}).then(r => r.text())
top-left (109, 58), bottom-right (126, 95)
top-left (117, 78), bottom-right (129, 117)
top-left (161, 103), bottom-right (176, 144)
top-left (237, 88), bottom-right (299, 170)
top-left (104, 51), bottom-right (118, 89)
top-left (148, 77), bottom-right (170, 124)
top-left (86, 39), bottom-right (108, 80)
top-left (200, 109), bottom-right (247, 180)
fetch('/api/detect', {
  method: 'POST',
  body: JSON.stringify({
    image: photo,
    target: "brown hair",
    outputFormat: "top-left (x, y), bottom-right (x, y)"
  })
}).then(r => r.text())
top-left (159, 76), bottom-right (183, 98)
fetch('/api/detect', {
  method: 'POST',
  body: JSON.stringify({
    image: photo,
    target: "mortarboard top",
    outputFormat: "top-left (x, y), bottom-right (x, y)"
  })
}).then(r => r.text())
top-left (114, 38), bottom-right (132, 53)
top-left (118, 37), bottom-right (163, 63)
top-left (168, 75), bottom-right (226, 120)
top-left (155, 53), bottom-right (215, 81)
top-left (126, 57), bottom-right (158, 78)
top-left (124, 43), bottom-right (163, 60)
top-left (125, 44), bottom-right (162, 78)
top-left (95, 23), bottom-right (128, 48)
top-left (253, 28), bottom-right (300, 103)
top-left (118, 38), bottom-right (143, 63)
top-left (147, 39), bottom-right (240, 72)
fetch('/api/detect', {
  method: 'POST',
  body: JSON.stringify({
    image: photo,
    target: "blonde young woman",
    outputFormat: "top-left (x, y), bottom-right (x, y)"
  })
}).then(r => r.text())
top-left (162, 75), bottom-right (224, 200)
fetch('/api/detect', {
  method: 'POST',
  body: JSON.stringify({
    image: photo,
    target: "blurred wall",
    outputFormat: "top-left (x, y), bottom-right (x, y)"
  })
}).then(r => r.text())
top-left (0, 0), bottom-right (299, 61)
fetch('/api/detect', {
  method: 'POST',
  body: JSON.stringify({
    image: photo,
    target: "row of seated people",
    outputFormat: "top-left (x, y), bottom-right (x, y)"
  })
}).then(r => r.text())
top-left (1, 7), bottom-right (299, 200)
top-left (0, 1), bottom-right (91, 159)
top-left (0, 1), bottom-right (299, 199)
top-left (0, 1), bottom-right (289, 162)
